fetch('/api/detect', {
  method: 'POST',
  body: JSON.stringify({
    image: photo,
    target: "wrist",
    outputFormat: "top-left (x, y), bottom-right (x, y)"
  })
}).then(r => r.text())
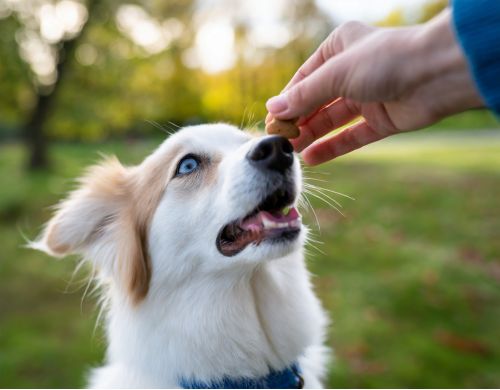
top-left (413, 9), bottom-right (484, 111)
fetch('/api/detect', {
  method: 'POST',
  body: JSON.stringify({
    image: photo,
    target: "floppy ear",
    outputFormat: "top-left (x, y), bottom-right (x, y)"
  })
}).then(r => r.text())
top-left (39, 157), bottom-right (127, 257)
top-left (35, 156), bottom-right (151, 302)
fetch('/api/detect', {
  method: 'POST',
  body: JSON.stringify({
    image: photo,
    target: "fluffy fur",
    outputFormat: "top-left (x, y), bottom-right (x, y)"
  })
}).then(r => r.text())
top-left (35, 124), bottom-right (329, 388)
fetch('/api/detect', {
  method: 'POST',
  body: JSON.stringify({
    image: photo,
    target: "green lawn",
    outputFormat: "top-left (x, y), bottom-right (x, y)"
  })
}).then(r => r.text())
top-left (0, 130), bottom-right (499, 388)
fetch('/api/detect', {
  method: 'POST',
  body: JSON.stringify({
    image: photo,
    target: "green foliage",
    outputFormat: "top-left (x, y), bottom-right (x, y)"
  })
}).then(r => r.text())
top-left (0, 0), bottom-right (496, 143)
top-left (376, 8), bottom-right (405, 27)
top-left (1, 132), bottom-right (499, 387)
top-left (0, 0), bottom-right (332, 141)
top-left (419, 0), bottom-right (448, 23)
top-left (377, 0), bottom-right (448, 26)
top-left (0, 15), bottom-right (32, 132)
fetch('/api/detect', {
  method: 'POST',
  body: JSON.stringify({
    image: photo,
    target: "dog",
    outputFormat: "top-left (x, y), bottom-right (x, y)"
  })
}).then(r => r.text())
top-left (34, 124), bottom-right (329, 388)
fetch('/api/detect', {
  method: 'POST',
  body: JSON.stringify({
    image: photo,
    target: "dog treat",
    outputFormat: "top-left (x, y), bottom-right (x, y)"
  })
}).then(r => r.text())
top-left (265, 117), bottom-right (300, 139)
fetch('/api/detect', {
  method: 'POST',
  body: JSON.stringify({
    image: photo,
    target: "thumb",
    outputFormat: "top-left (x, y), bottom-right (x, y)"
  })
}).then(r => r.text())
top-left (266, 56), bottom-right (348, 120)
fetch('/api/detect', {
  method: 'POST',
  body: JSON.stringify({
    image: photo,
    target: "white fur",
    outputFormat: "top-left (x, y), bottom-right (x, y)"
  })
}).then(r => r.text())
top-left (37, 124), bottom-right (330, 388)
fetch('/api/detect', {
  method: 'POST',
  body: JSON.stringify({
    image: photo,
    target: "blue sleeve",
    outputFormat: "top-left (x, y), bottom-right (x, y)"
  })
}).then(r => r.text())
top-left (452, 0), bottom-right (500, 117)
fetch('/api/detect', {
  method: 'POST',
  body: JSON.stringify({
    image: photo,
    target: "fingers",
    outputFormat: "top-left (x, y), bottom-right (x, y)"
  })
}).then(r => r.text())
top-left (281, 42), bottom-right (333, 93)
top-left (301, 120), bottom-right (392, 165)
top-left (282, 21), bottom-right (374, 94)
top-left (265, 38), bottom-right (336, 126)
top-left (266, 21), bottom-right (375, 124)
top-left (290, 98), bottom-right (359, 152)
top-left (266, 56), bottom-right (348, 120)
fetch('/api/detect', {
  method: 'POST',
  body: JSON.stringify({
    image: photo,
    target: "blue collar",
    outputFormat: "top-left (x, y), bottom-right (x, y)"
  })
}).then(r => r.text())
top-left (179, 362), bottom-right (304, 389)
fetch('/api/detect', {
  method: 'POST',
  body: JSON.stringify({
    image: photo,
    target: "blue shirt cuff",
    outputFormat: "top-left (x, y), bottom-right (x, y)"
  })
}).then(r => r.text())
top-left (452, 0), bottom-right (500, 117)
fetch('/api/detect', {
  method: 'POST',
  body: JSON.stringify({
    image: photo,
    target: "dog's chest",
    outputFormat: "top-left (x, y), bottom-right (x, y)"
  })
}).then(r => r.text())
top-left (250, 258), bottom-right (323, 360)
top-left (106, 254), bottom-right (324, 385)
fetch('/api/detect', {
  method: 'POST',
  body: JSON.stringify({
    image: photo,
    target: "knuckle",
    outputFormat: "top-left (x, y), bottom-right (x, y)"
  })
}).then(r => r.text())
top-left (322, 30), bottom-right (338, 57)
top-left (318, 40), bottom-right (332, 63)
top-left (326, 58), bottom-right (352, 98)
top-left (328, 27), bottom-right (344, 53)
top-left (320, 109), bottom-right (336, 132)
top-left (344, 127), bottom-right (364, 148)
top-left (295, 67), bottom-right (309, 83)
top-left (332, 20), bottom-right (372, 50)
top-left (326, 138), bottom-right (339, 158)
top-left (340, 20), bottom-right (365, 32)
top-left (343, 98), bottom-right (359, 116)
top-left (337, 20), bottom-right (366, 37)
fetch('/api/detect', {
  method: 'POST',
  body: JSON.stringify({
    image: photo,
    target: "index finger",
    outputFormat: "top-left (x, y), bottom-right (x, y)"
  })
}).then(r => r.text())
top-left (265, 44), bottom-right (332, 126)
top-left (301, 120), bottom-right (392, 165)
top-left (282, 43), bottom-right (332, 92)
top-left (290, 98), bottom-right (359, 152)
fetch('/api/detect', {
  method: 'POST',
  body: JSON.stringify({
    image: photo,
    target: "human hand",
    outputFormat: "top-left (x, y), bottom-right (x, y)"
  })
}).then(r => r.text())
top-left (265, 9), bottom-right (484, 165)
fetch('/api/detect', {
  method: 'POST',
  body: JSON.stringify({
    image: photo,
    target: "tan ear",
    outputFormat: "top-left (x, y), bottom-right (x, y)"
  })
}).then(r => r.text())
top-left (35, 156), bottom-right (151, 303)
top-left (39, 157), bottom-right (127, 256)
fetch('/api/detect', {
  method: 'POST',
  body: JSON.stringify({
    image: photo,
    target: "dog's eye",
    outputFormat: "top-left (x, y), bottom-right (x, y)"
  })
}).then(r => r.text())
top-left (175, 155), bottom-right (200, 176)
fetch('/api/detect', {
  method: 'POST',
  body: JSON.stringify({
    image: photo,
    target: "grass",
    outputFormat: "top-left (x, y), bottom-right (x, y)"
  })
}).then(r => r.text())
top-left (0, 130), bottom-right (499, 388)
top-left (427, 109), bottom-right (498, 131)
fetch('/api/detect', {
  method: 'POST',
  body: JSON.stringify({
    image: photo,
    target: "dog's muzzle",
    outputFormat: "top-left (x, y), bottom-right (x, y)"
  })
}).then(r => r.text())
top-left (216, 136), bottom-right (301, 257)
top-left (246, 136), bottom-right (294, 174)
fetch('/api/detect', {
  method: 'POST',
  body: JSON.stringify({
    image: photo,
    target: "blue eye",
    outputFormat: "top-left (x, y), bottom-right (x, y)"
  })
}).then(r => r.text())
top-left (176, 155), bottom-right (200, 176)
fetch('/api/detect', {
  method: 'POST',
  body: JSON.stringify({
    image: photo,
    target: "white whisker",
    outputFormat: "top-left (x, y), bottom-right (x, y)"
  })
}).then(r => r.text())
top-left (167, 121), bottom-right (181, 129)
top-left (303, 189), bottom-right (345, 217)
top-left (304, 183), bottom-right (343, 208)
top-left (301, 193), bottom-right (321, 232)
top-left (145, 120), bottom-right (175, 136)
top-left (303, 177), bottom-right (355, 200)
top-left (304, 240), bottom-right (326, 255)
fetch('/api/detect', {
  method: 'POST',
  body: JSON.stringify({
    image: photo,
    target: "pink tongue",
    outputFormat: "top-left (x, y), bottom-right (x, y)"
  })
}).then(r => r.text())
top-left (241, 207), bottom-right (300, 230)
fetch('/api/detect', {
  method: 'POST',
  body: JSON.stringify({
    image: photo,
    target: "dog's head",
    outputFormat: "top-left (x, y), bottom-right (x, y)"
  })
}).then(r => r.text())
top-left (35, 124), bottom-right (304, 303)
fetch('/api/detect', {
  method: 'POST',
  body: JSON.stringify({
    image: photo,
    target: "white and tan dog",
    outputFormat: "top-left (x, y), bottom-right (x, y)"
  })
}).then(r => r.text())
top-left (35, 124), bottom-right (329, 388)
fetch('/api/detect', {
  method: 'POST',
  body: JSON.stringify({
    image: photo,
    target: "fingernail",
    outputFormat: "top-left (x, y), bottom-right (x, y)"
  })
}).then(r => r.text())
top-left (266, 93), bottom-right (288, 114)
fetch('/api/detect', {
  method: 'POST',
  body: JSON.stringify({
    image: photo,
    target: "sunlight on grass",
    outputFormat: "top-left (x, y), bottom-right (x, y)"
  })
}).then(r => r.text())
top-left (343, 130), bottom-right (500, 173)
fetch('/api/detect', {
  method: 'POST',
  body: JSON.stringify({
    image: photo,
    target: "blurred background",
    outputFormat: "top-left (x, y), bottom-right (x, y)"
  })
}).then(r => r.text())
top-left (0, 0), bottom-right (499, 387)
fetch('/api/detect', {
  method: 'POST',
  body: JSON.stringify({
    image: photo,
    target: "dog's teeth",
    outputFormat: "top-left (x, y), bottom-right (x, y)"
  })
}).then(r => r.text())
top-left (262, 218), bottom-right (278, 229)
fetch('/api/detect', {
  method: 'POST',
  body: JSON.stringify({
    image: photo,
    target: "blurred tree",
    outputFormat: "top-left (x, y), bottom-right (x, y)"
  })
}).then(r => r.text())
top-left (0, 14), bottom-right (32, 138)
top-left (419, 0), bottom-right (448, 23)
top-left (377, 0), bottom-right (448, 27)
top-left (0, 0), bottom-right (332, 165)
top-left (25, 0), bottom-right (97, 170)
top-left (376, 8), bottom-right (405, 27)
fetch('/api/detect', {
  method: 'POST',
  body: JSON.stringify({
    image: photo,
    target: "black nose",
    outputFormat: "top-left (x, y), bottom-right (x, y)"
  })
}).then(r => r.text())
top-left (247, 136), bottom-right (294, 173)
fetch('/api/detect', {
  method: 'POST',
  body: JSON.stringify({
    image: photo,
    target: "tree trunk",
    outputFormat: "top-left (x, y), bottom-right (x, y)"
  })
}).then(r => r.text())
top-left (25, 89), bottom-right (51, 169)
top-left (24, 0), bottom-right (98, 170)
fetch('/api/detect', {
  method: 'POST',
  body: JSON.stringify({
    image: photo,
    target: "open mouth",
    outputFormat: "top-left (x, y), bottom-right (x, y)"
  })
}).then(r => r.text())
top-left (216, 187), bottom-right (301, 257)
